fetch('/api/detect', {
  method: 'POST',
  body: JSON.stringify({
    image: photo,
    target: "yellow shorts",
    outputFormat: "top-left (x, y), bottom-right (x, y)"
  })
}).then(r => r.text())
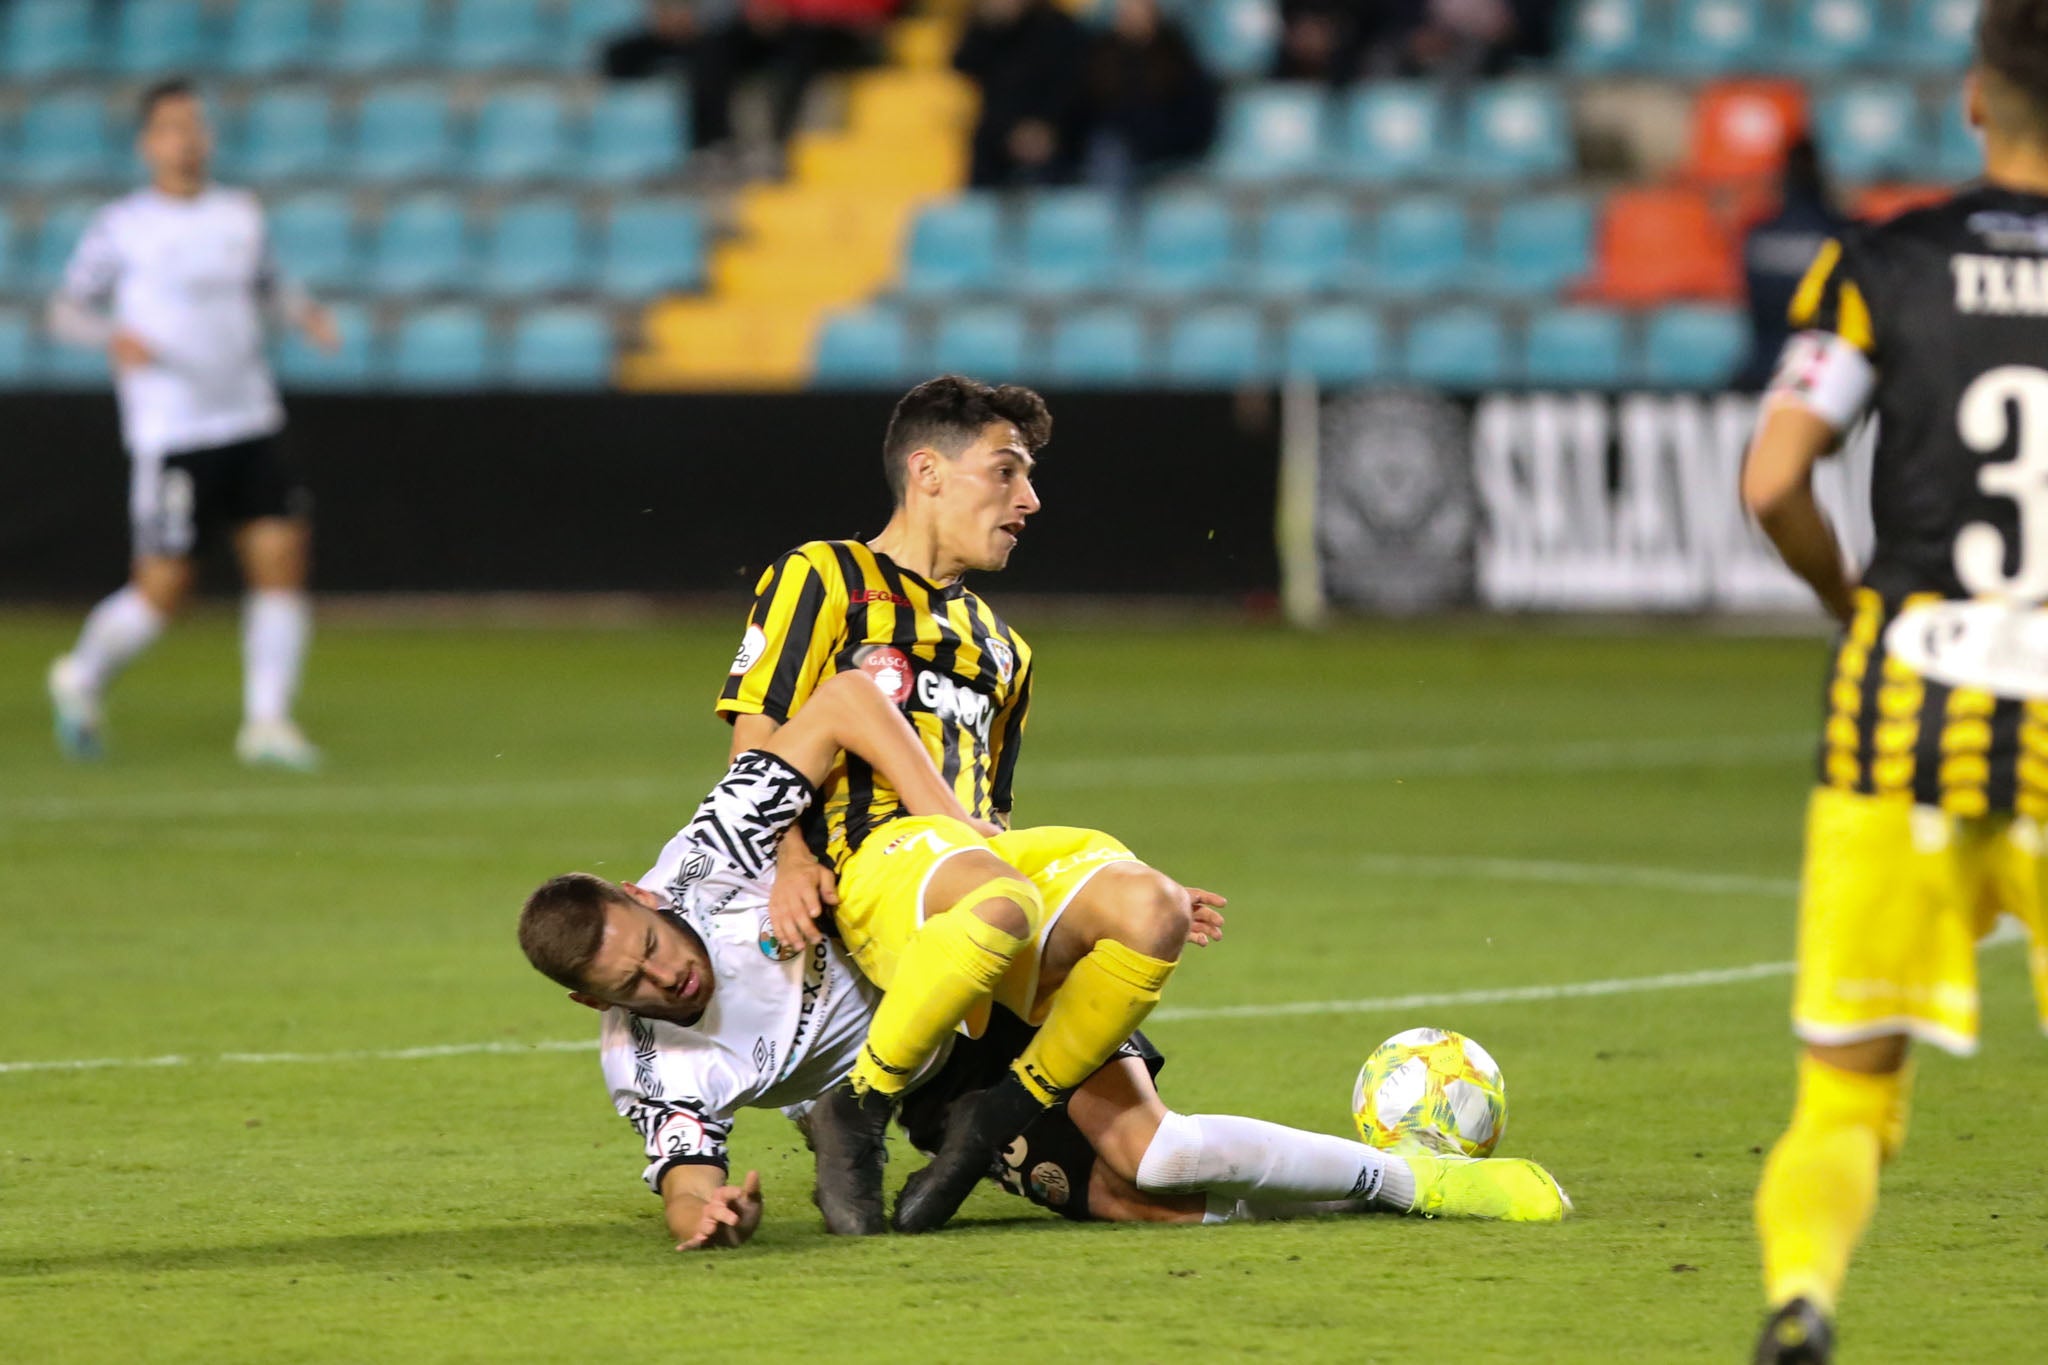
top-left (833, 816), bottom-right (1140, 1031)
top-left (1794, 786), bottom-right (2048, 1056)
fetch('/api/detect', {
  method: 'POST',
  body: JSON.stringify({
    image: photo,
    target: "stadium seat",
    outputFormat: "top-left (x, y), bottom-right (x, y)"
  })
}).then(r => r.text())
top-left (1643, 304), bottom-right (1746, 387)
top-left (370, 194), bottom-right (472, 296)
top-left (447, 0), bottom-right (553, 71)
top-left (1778, 0), bottom-right (1883, 73)
top-left (1687, 80), bottom-right (1809, 184)
top-left (388, 305), bottom-right (493, 387)
top-left (598, 198), bottom-right (704, 297)
top-left (481, 198), bottom-right (589, 298)
top-left (901, 196), bottom-right (1003, 297)
top-left (1132, 193), bottom-right (1239, 297)
top-left (1214, 84), bottom-right (1328, 183)
top-left (268, 192), bottom-right (359, 290)
top-left (1165, 305), bottom-right (1270, 386)
top-left (929, 304), bottom-right (1029, 379)
top-left (1250, 195), bottom-right (1354, 298)
top-left (1888, 0), bottom-right (1977, 72)
top-left (1045, 306), bottom-right (1149, 386)
top-left (1487, 193), bottom-right (1595, 297)
top-left (1852, 183), bottom-right (1950, 221)
top-left (563, 0), bottom-right (645, 69)
top-left (40, 327), bottom-right (112, 387)
top-left (237, 88), bottom-right (337, 183)
top-left (0, 309), bottom-right (33, 388)
top-left (1460, 79), bottom-right (1572, 183)
top-left (1368, 195), bottom-right (1469, 298)
top-left (1336, 82), bottom-right (1446, 184)
top-left (1587, 187), bottom-right (1739, 303)
top-left (223, 0), bottom-right (320, 76)
top-left (6, 0), bottom-right (100, 80)
top-left (1523, 306), bottom-right (1629, 387)
top-left (352, 84), bottom-right (457, 183)
top-left (1815, 82), bottom-right (1928, 183)
top-left (1194, 0), bottom-right (1280, 79)
top-left (583, 84), bottom-right (688, 183)
top-left (333, 0), bottom-right (435, 72)
top-left (1404, 306), bottom-right (1510, 388)
top-left (471, 86), bottom-right (570, 185)
top-left (1663, 0), bottom-right (1768, 74)
top-left (507, 305), bottom-right (613, 387)
top-left (1935, 94), bottom-right (1981, 180)
top-left (27, 200), bottom-right (96, 292)
top-left (1281, 304), bottom-right (1386, 384)
top-left (19, 93), bottom-right (119, 189)
top-left (1016, 190), bottom-right (1121, 295)
top-left (1562, 0), bottom-right (1655, 73)
top-left (114, 0), bottom-right (210, 76)
top-left (813, 307), bottom-right (913, 385)
top-left (276, 299), bottom-right (373, 387)
top-left (0, 207), bottom-right (19, 296)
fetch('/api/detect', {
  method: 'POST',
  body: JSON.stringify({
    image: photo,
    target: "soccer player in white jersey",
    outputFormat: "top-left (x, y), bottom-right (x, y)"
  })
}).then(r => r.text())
top-left (44, 78), bottom-right (337, 769)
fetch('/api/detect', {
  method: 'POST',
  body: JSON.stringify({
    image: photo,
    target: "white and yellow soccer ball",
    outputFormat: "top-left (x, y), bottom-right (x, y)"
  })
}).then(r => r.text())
top-left (1351, 1027), bottom-right (1507, 1158)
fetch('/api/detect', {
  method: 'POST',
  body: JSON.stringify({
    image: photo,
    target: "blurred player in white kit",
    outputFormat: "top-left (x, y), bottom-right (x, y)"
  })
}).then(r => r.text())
top-left (44, 78), bottom-right (338, 770)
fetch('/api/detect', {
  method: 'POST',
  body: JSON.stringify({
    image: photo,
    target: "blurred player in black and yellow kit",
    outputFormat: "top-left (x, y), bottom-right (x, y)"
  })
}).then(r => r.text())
top-left (718, 376), bottom-right (1210, 1234)
top-left (1741, 3), bottom-right (2048, 1358)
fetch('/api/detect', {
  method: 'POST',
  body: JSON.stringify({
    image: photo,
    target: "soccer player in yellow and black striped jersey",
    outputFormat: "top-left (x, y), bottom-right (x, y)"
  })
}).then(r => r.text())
top-left (718, 375), bottom-right (1207, 1234)
top-left (1742, 5), bottom-right (2048, 1358)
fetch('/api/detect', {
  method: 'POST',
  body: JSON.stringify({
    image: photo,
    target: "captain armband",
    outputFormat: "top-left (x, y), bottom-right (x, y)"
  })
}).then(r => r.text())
top-left (1764, 329), bottom-right (1878, 434)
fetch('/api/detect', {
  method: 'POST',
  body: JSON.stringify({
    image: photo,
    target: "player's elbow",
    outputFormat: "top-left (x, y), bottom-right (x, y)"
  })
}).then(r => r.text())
top-left (1739, 450), bottom-right (1805, 525)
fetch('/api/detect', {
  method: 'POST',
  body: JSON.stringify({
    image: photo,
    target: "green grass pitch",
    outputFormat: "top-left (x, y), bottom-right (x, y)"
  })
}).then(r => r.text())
top-left (5, 611), bottom-right (2046, 1363)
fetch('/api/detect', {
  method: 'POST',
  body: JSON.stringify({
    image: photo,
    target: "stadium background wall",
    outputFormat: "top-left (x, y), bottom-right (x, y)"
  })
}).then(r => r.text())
top-left (0, 392), bottom-right (1283, 600)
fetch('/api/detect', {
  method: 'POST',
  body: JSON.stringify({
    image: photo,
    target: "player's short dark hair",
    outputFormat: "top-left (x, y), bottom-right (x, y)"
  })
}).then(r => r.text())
top-left (881, 375), bottom-right (1052, 504)
top-left (1978, 0), bottom-right (2048, 142)
top-left (138, 77), bottom-right (199, 127)
top-left (517, 873), bottom-right (623, 991)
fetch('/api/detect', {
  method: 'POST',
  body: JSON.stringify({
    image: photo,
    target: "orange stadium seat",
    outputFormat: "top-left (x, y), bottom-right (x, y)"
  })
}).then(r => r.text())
top-left (1852, 183), bottom-right (1952, 222)
top-left (1686, 80), bottom-right (1809, 186)
top-left (1584, 187), bottom-right (1741, 304)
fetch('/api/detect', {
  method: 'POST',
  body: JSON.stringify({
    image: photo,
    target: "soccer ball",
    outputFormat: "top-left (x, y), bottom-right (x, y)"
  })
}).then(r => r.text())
top-left (1351, 1027), bottom-right (1507, 1158)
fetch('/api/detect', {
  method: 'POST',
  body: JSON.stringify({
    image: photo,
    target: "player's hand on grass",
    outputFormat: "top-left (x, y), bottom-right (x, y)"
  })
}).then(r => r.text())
top-left (768, 835), bottom-right (837, 950)
top-left (1185, 887), bottom-right (1227, 947)
top-left (676, 1170), bottom-right (763, 1251)
top-left (109, 329), bottom-right (156, 371)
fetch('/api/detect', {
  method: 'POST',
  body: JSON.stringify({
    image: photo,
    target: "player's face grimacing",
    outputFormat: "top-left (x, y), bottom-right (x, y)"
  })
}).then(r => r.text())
top-left (568, 884), bottom-right (717, 1025)
top-left (139, 94), bottom-right (212, 189)
top-left (934, 420), bottom-right (1040, 573)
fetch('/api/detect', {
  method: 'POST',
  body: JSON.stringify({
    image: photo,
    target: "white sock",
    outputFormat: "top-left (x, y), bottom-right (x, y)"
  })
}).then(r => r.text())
top-left (243, 590), bottom-right (311, 726)
top-left (1135, 1111), bottom-right (1414, 1211)
top-left (67, 586), bottom-right (166, 693)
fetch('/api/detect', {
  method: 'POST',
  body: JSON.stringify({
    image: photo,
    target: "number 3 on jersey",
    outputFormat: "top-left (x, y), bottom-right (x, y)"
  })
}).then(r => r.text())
top-left (1957, 365), bottom-right (2048, 601)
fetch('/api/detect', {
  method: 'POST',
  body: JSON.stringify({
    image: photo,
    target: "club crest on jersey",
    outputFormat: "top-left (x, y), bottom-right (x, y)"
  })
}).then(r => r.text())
top-left (757, 919), bottom-right (803, 962)
top-left (984, 638), bottom-right (1014, 685)
top-left (853, 645), bottom-right (915, 705)
top-left (729, 624), bottom-right (767, 676)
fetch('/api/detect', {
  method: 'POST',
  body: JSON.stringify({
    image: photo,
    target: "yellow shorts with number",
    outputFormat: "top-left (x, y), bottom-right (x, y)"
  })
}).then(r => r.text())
top-left (833, 816), bottom-right (1140, 1032)
top-left (1794, 786), bottom-right (2048, 1056)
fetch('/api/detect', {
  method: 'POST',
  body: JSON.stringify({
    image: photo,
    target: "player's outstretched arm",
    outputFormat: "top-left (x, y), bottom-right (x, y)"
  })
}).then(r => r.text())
top-left (661, 1164), bottom-right (764, 1252)
top-left (760, 671), bottom-right (984, 830)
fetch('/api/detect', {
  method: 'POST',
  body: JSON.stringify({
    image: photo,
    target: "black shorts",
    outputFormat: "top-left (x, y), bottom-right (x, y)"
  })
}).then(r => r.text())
top-left (897, 1009), bottom-right (1166, 1223)
top-left (130, 434), bottom-right (310, 558)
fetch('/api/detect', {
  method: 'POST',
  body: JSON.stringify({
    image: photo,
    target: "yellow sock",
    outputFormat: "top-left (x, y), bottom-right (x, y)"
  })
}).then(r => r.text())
top-left (846, 879), bottom-right (1035, 1096)
top-left (1012, 939), bottom-right (1178, 1105)
top-left (1755, 1054), bottom-right (1912, 1315)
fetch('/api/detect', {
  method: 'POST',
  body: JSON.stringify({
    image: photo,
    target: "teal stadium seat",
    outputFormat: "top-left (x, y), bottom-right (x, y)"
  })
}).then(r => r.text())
top-left (28, 200), bottom-right (96, 292)
top-left (239, 88), bottom-right (337, 182)
top-left (277, 299), bottom-right (373, 388)
top-left (224, 0), bottom-right (320, 77)
top-left (334, 0), bottom-right (436, 73)
top-left (598, 198), bottom-right (704, 296)
top-left (929, 305), bottom-right (1029, 379)
top-left (1165, 304), bottom-right (1270, 386)
top-left (371, 193), bottom-right (472, 296)
top-left (1404, 306), bottom-right (1509, 387)
top-left (901, 196), bottom-right (1003, 297)
top-left (508, 305), bottom-right (613, 387)
top-left (1461, 79), bottom-right (1571, 182)
top-left (1194, 0), bottom-right (1280, 80)
top-left (1016, 190), bottom-right (1121, 295)
top-left (1779, 0), bottom-right (1883, 73)
top-left (1215, 84), bottom-right (1328, 182)
top-left (1889, 0), bottom-right (1976, 72)
top-left (1935, 94), bottom-right (1980, 179)
top-left (1251, 195), bottom-right (1353, 297)
top-left (448, 0), bottom-right (554, 71)
top-left (1282, 304), bottom-right (1386, 384)
top-left (0, 207), bottom-right (19, 295)
top-left (353, 84), bottom-right (457, 182)
top-left (41, 327), bottom-right (113, 386)
top-left (388, 305), bottom-right (493, 388)
top-left (268, 192), bottom-right (359, 290)
top-left (1369, 195), bottom-right (1469, 298)
top-left (6, 0), bottom-right (101, 79)
top-left (1046, 307), bottom-right (1148, 386)
top-left (814, 307), bottom-right (914, 385)
top-left (564, 0), bottom-right (646, 68)
top-left (1487, 193), bottom-right (1594, 297)
top-left (472, 86), bottom-right (570, 185)
top-left (1816, 81), bottom-right (1928, 182)
top-left (1563, 0), bottom-right (1653, 73)
top-left (1132, 193), bottom-right (1238, 297)
top-left (19, 93), bottom-right (118, 189)
top-left (1663, 0), bottom-right (1767, 75)
top-left (481, 198), bottom-right (589, 297)
top-left (0, 310), bottom-right (33, 388)
top-left (1643, 305), bottom-right (1745, 387)
top-left (1338, 82), bottom-right (1446, 184)
top-left (115, 0), bottom-right (210, 76)
top-left (583, 84), bottom-right (688, 183)
top-left (1523, 306), bottom-right (1629, 387)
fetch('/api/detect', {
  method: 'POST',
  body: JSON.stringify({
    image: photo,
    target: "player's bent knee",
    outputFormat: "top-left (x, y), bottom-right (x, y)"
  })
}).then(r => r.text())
top-left (1101, 869), bottom-right (1191, 959)
top-left (1131, 1110), bottom-right (1203, 1195)
top-left (969, 892), bottom-right (1033, 941)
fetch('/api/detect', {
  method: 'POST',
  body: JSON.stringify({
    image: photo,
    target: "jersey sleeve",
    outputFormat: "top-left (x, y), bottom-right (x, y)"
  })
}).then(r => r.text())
top-left (55, 207), bottom-right (121, 305)
top-left (1786, 236), bottom-right (1876, 354)
top-left (620, 1096), bottom-right (733, 1193)
top-left (716, 545), bottom-right (845, 726)
top-left (1771, 235), bottom-right (1882, 430)
top-left (987, 651), bottom-right (1032, 817)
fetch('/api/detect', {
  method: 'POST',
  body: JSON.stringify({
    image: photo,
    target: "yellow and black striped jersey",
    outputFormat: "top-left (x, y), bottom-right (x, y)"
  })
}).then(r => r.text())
top-left (1792, 187), bottom-right (2048, 816)
top-left (716, 539), bottom-right (1032, 868)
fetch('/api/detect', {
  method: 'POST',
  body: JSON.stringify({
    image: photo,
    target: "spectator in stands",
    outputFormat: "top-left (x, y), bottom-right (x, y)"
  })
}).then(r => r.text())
top-left (1277, 0), bottom-right (1554, 84)
top-left (954, 0), bottom-right (1090, 188)
top-left (1736, 139), bottom-right (1846, 390)
top-left (1080, 0), bottom-right (1221, 190)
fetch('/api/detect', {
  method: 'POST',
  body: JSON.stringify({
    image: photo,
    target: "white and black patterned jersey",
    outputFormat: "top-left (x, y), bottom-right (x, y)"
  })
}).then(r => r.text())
top-left (599, 750), bottom-right (886, 1195)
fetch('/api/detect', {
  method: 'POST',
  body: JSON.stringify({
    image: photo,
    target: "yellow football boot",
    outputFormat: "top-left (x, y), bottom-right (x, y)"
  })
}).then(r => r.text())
top-left (1406, 1153), bottom-right (1573, 1222)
